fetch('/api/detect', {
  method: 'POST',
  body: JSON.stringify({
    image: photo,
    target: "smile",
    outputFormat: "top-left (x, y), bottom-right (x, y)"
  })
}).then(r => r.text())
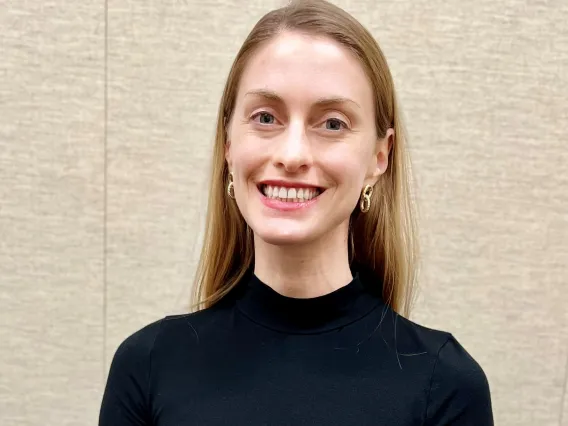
top-left (259, 184), bottom-right (322, 203)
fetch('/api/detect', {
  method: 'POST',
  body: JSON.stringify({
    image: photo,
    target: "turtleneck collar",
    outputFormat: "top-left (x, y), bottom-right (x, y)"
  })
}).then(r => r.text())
top-left (235, 265), bottom-right (383, 334)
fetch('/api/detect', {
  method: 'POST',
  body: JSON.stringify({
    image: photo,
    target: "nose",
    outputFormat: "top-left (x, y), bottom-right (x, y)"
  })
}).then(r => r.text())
top-left (273, 121), bottom-right (312, 173)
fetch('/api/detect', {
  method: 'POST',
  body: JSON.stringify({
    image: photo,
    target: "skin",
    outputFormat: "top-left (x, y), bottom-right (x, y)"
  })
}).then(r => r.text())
top-left (226, 31), bottom-right (393, 298)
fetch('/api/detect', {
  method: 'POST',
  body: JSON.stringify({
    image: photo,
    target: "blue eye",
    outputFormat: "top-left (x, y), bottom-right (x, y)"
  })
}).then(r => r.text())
top-left (325, 118), bottom-right (346, 131)
top-left (254, 112), bottom-right (275, 124)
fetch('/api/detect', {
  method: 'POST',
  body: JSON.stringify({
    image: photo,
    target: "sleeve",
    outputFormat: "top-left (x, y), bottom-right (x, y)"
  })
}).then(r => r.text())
top-left (98, 319), bottom-right (163, 426)
top-left (425, 335), bottom-right (494, 426)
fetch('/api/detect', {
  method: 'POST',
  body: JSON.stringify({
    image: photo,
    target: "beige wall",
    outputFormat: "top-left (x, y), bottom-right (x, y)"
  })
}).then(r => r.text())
top-left (1, 0), bottom-right (566, 424)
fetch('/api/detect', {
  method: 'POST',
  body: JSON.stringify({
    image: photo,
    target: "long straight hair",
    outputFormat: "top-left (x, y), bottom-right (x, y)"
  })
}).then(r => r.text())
top-left (191, 0), bottom-right (419, 317)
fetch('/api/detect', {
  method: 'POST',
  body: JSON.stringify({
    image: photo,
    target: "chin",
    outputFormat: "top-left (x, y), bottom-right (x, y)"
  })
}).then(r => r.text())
top-left (254, 226), bottom-right (317, 247)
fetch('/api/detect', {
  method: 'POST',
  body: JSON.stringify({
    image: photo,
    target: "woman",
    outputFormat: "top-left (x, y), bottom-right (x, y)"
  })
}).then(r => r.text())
top-left (99, 1), bottom-right (493, 425)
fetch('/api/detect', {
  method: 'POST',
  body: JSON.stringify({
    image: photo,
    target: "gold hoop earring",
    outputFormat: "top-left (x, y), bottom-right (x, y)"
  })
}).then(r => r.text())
top-left (359, 185), bottom-right (373, 213)
top-left (227, 172), bottom-right (235, 199)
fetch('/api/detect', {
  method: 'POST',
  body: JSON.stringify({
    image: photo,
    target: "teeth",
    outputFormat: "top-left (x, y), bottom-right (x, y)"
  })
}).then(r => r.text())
top-left (261, 185), bottom-right (321, 202)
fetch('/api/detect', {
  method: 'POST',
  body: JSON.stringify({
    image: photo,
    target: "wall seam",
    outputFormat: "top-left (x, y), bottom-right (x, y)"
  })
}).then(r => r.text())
top-left (102, 0), bottom-right (108, 380)
top-left (559, 346), bottom-right (568, 425)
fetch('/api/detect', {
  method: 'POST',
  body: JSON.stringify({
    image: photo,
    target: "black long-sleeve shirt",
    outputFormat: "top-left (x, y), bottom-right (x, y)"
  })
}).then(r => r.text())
top-left (99, 268), bottom-right (493, 425)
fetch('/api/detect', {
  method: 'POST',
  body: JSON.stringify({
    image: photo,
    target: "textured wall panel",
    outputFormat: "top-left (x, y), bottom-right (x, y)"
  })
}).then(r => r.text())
top-left (0, 1), bottom-right (105, 426)
top-left (560, 372), bottom-right (568, 426)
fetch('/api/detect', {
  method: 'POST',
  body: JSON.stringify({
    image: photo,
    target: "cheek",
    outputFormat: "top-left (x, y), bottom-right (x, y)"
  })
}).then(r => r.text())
top-left (320, 144), bottom-right (369, 186)
top-left (229, 134), bottom-right (268, 180)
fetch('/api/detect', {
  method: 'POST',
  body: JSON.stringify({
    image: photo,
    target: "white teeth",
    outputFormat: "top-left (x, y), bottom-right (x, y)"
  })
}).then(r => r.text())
top-left (261, 185), bottom-right (321, 202)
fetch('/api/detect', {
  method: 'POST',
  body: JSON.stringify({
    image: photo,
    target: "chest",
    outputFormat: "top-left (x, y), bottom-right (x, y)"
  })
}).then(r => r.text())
top-left (151, 338), bottom-right (430, 426)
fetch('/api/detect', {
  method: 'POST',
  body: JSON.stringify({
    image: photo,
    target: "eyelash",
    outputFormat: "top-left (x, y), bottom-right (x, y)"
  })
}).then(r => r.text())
top-left (250, 111), bottom-right (349, 131)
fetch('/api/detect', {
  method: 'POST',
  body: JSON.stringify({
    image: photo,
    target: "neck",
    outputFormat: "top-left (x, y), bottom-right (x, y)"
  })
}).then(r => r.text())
top-left (253, 223), bottom-right (353, 298)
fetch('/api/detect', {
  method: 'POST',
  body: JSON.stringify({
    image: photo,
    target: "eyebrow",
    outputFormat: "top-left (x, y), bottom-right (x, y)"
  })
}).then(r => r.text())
top-left (244, 89), bottom-right (361, 110)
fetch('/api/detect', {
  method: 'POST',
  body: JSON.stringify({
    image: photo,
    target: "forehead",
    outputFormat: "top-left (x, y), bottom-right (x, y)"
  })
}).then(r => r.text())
top-left (237, 31), bottom-right (374, 108)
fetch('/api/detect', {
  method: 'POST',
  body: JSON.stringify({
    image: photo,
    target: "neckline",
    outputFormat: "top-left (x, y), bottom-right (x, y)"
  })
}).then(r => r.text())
top-left (236, 269), bottom-right (383, 334)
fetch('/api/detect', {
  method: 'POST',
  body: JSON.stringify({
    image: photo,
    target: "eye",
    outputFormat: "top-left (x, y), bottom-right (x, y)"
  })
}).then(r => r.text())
top-left (325, 118), bottom-right (347, 131)
top-left (252, 112), bottom-right (276, 125)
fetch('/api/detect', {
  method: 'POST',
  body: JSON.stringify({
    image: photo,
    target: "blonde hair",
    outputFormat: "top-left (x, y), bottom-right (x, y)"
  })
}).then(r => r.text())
top-left (192, 0), bottom-right (419, 317)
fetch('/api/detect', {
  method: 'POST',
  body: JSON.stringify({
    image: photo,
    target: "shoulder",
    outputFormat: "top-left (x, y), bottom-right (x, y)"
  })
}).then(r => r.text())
top-left (372, 311), bottom-right (493, 423)
top-left (396, 317), bottom-right (493, 426)
top-left (398, 315), bottom-right (491, 398)
top-left (110, 318), bottom-right (164, 368)
top-left (101, 318), bottom-right (166, 420)
top-left (423, 331), bottom-right (493, 424)
top-left (427, 334), bottom-right (493, 409)
top-left (430, 333), bottom-right (490, 390)
top-left (370, 308), bottom-right (453, 362)
top-left (393, 314), bottom-right (453, 353)
top-left (112, 302), bottom-right (230, 362)
top-left (100, 304), bottom-right (237, 422)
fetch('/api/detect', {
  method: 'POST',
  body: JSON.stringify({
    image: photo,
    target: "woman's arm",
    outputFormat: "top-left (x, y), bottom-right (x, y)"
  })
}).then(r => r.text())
top-left (424, 335), bottom-right (494, 425)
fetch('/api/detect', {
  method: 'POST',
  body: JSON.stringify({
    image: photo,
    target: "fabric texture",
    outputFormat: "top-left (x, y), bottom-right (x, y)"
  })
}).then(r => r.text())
top-left (99, 269), bottom-right (493, 425)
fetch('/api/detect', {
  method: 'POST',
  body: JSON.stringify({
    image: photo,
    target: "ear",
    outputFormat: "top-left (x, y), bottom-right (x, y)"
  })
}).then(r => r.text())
top-left (370, 127), bottom-right (394, 181)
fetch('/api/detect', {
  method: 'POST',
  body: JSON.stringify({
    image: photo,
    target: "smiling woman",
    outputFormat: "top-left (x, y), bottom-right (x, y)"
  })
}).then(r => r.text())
top-left (224, 28), bottom-right (395, 298)
top-left (99, 1), bottom-right (493, 425)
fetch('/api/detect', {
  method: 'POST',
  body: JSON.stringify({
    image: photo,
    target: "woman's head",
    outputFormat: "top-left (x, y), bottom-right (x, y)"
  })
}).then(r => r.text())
top-left (194, 0), bottom-right (418, 316)
top-left (225, 29), bottom-right (392, 248)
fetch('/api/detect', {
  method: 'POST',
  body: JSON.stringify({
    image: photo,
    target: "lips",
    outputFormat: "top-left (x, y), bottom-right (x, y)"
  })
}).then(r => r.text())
top-left (258, 183), bottom-right (324, 203)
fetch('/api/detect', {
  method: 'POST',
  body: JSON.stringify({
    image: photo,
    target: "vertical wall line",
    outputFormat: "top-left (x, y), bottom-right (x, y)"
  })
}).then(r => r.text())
top-left (102, 0), bottom-right (109, 380)
top-left (559, 348), bottom-right (568, 425)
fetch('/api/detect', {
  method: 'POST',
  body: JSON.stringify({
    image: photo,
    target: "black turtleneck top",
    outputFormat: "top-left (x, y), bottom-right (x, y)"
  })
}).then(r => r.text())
top-left (99, 270), bottom-right (493, 425)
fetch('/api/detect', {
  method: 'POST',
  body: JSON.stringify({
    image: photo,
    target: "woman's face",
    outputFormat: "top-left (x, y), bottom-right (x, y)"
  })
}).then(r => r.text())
top-left (226, 31), bottom-right (391, 246)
